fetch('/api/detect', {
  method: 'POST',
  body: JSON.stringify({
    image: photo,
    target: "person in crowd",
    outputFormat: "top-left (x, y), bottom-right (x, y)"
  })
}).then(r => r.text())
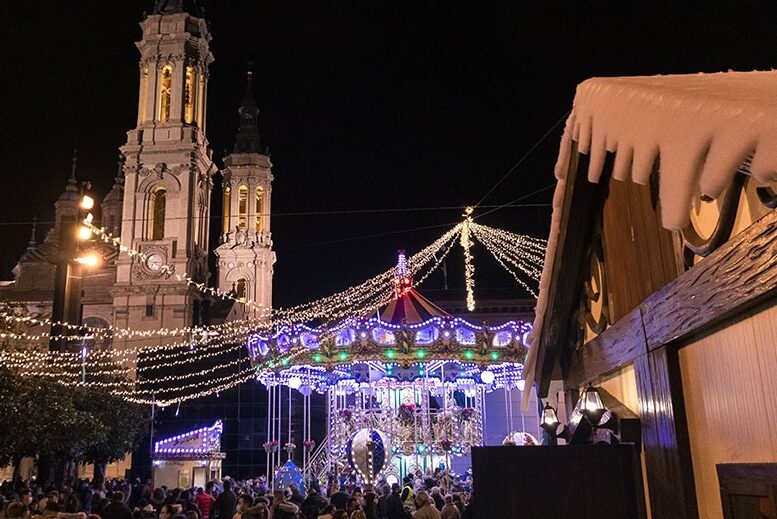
top-left (287, 485), bottom-right (304, 507)
top-left (384, 485), bottom-right (407, 519)
top-left (316, 504), bottom-right (335, 519)
top-left (5, 502), bottom-right (27, 519)
top-left (327, 485), bottom-right (348, 512)
top-left (19, 489), bottom-right (33, 515)
top-left (399, 478), bottom-right (413, 509)
top-left (238, 498), bottom-right (268, 519)
top-left (349, 511), bottom-right (365, 519)
top-left (345, 498), bottom-right (360, 517)
top-left (450, 495), bottom-right (463, 517)
top-left (195, 486), bottom-right (214, 519)
top-left (300, 488), bottom-right (327, 519)
top-left (99, 492), bottom-right (133, 519)
top-left (361, 492), bottom-right (377, 519)
top-left (232, 495), bottom-right (252, 519)
top-left (410, 492), bottom-right (438, 519)
top-left (210, 480), bottom-right (236, 519)
top-left (330, 511), bottom-right (348, 519)
top-left (268, 491), bottom-right (298, 519)
top-left (439, 496), bottom-right (458, 519)
top-left (179, 491), bottom-right (199, 519)
top-left (428, 489), bottom-right (443, 512)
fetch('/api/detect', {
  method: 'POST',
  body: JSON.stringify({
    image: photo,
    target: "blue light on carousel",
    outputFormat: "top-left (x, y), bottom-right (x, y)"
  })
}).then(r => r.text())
top-left (346, 428), bottom-right (391, 487)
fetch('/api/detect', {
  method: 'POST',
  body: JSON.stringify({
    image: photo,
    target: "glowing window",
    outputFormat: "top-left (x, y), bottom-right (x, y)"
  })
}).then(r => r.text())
top-left (415, 326), bottom-right (439, 345)
top-left (238, 185), bottom-right (248, 228)
top-left (455, 327), bottom-right (476, 345)
top-left (336, 329), bottom-right (356, 347)
top-left (185, 66), bottom-right (195, 124)
top-left (300, 332), bottom-right (319, 350)
top-left (255, 187), bottom-right (264, 232)
top-left (158, 65), bottom-right (172, 122)
top-left (222, 186), bottom-right (231, 233)
top-left (371, 327), bottom-right (396, 346)
top-left (235, 278), bottom-right (247, 299)
top-left (492, 331), bottom-right (512, 348)
top-left (150, 189), bottom-right (166, 240)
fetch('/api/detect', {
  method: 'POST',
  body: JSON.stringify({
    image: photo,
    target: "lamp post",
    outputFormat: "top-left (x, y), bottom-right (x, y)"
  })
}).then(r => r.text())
top-left (49, 188), bottom-right (97, 352)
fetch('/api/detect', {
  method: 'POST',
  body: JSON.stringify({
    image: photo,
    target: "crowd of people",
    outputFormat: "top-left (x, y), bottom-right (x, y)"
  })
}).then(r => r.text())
top-left (0, 469), bottom-right (474, 519)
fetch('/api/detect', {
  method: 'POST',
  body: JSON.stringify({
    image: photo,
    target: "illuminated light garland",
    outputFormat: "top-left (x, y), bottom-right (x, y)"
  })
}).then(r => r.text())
top-left (1, 219), bottom-right (546, 406)
top-left (460, 207), bottom-right (476, 311)
top-left (468, 222), bottom-right (545, 298)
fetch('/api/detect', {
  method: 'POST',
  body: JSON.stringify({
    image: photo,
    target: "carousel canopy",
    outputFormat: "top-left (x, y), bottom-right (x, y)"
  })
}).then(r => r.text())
top-left (248, 251), bottom-right (531, 392)
top-left (378, 286), bottom-right (449, 324)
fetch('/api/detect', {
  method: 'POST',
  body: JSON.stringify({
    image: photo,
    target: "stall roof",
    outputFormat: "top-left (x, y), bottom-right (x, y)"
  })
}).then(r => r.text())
top-left (524, 70), bottom-right (777, 399)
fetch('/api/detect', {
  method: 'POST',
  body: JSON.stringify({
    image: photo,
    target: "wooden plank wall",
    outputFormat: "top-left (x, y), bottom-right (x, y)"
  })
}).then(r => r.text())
top-left (602, 178), bottom-right (679, 323)
top-left (679, 300), bottom-right (777, 519)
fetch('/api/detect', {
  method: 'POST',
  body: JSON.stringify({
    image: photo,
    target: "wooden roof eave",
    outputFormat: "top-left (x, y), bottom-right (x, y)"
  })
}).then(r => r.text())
top-left (534, 143), bottom-right (609, 397)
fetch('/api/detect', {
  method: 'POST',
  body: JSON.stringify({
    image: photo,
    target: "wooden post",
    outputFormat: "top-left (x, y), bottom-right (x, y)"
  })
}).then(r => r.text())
top-left (634, 347), bottom-right (698, 519)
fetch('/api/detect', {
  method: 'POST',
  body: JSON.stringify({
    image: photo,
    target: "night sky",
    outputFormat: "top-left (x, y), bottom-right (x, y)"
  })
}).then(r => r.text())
top-left (3, 1), bottom-right (777, 307)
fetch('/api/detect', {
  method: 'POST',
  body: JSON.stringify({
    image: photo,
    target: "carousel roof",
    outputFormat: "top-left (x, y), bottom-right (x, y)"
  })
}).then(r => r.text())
top-left (378, 286), bottom-right (449, 324)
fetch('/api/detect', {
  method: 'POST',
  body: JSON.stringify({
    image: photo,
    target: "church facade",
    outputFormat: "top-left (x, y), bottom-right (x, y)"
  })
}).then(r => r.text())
top-left (0, 3), bottom-right (274, 349)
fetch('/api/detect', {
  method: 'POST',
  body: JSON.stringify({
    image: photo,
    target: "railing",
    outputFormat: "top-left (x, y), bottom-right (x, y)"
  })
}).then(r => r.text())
top-left (306, 434), bottom-right (330, 484)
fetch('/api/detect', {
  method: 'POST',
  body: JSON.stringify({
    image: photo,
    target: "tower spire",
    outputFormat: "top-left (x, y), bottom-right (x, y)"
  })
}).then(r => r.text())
top-left (233, 63), bottom-right (262, 153)
top-left (67, 148), bottom-right (78, 193)
top-left (27, 216), bottom-right (37, 250)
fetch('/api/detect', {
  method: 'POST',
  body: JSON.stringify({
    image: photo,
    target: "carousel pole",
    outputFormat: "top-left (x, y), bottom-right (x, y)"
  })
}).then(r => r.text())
top-left (481, 385), bottom-right (488, 446)
top-left (266, 384), bottom-right (271, 483)
top-left (288, 381), bottom-right (292, 461)
top-left (277, 381), bottom-right (282, 487)
top-left (503, 386), bottom-right (510, 438)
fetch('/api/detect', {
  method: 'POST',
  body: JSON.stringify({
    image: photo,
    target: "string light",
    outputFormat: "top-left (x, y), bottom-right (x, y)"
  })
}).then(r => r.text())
top-left (460, 207), bottom-right (476, 311)
top-left (2, 218), bottom-right (544, 406)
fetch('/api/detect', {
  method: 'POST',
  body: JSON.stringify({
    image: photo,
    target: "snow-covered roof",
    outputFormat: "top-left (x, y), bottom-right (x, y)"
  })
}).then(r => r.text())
top-left (524, 70), bottom-right (777, 399)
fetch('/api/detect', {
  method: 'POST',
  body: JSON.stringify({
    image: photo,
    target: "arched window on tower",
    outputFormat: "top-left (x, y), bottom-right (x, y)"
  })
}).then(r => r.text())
top-left (158, 65), bottom-right (173, 123)
top-left (255, 186), bottom-right (264, 233)
top-left (238, 185), bottom-right (248, 228)
top-left (235, 278), bottom-right (247, 300)
top-left (185, 66), bottom-right (196, 124)
top-left (150, 188), bottom-right (166, 240)
top-left (222, 186), bottom-right (231, 234)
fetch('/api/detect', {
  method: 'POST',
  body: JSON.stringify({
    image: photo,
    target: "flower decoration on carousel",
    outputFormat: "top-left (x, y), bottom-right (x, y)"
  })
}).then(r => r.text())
top-left (460, 407), bottom-right (476, 421)
top-left (262, 440), bottom-right (278, 453)
top-left (439, 439), bottom-right (453, 452)
top-left (398, 403), bottom-right (416, 423)
top-left (303, 439), bottom-right (316, 452)
top-left (338, 409), bottom-right (353, 422)
top-left (284, 441), bottom-right (296, 453)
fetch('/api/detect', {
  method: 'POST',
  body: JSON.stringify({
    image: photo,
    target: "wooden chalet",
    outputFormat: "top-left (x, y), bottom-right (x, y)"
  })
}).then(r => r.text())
top-left (524, 71), bottom-right (777, 519)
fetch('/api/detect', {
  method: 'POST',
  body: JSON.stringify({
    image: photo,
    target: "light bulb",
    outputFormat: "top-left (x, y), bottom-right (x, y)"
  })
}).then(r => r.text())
top-left (480, 370), bottom-right (495, 385)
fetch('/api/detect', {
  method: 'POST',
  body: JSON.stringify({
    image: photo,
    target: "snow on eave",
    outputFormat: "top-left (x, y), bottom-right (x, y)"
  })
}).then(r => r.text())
top-left (523, 70), bottom-right (777, 406)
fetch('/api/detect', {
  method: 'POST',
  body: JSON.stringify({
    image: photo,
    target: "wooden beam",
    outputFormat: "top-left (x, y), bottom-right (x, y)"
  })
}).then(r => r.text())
top-left (566, 208), bottom-right (776, 387)
top-left (565, 306), bottom-right (647, 388)
top-left (641, 208), bottom-right (777, 351)
top-left (536, 150), bottom-right (606, 397)
top-left (635, 347), bottom-right (698, 519)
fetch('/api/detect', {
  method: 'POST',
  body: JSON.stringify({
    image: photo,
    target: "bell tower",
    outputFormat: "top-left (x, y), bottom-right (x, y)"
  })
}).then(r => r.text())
top-left (214, 68), bottom-right (275, 318)
top-left (113, 3), bottom-right (215, 338)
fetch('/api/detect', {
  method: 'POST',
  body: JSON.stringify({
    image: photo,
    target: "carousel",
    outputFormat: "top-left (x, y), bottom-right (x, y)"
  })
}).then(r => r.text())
top-left (248, 251), bottom-right (533, 488)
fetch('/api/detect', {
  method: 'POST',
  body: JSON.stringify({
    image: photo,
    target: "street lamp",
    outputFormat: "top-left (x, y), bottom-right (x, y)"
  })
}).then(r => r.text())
top-left (49, 187), bottom-right (97, 352)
